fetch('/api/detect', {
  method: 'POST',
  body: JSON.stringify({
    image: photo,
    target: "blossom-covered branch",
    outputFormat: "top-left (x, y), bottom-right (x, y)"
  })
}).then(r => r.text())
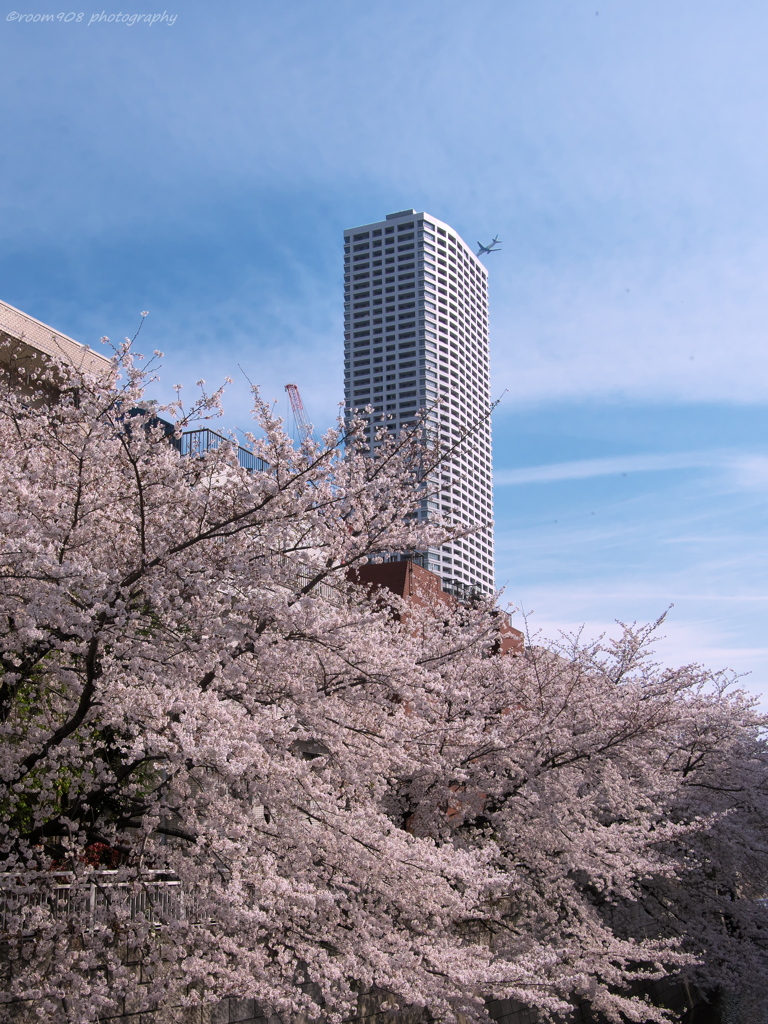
top-left (0, 348), bottom-right (765, 1023)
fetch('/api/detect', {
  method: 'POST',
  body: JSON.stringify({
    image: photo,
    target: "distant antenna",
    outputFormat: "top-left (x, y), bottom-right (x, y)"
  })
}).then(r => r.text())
top-left (284, 383), bottom-right (312, 442)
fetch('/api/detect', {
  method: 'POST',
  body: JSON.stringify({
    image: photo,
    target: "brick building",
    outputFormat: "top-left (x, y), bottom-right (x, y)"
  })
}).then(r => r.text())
top-left (350, 559), bottom-right (523, 655)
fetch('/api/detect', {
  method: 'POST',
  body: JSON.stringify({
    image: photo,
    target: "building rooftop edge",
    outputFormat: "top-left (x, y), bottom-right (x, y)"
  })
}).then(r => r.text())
top-left (344, 211), bottom-right (488, 274)
top-left (0, 298), bottom-right (112, 372)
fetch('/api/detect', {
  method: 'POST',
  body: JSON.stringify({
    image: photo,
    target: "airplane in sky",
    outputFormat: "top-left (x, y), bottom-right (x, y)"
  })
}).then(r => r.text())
top-left (476, 236), bottom-right (501, 256)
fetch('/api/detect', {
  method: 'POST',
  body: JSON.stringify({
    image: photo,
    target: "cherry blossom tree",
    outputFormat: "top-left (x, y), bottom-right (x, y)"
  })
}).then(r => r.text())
top-left (0, 346), bottom-right (766, 1024)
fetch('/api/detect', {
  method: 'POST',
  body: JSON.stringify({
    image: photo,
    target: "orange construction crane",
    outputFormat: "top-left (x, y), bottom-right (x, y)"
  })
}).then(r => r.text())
top-left (284, 383), bottom-right (312, 441)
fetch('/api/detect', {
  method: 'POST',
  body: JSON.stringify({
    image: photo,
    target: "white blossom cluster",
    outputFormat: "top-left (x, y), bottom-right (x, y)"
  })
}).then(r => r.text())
top-left (0, 346), bottom-right (766, 1023)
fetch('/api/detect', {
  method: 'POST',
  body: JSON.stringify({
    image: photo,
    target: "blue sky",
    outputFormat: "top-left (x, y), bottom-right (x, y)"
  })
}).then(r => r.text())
top-left (2, 0), bottom-right (766, 700)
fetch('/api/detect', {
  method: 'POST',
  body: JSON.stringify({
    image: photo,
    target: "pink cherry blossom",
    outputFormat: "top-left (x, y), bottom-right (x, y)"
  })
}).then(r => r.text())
top-left (0, 347), bottom-right (765, 1023)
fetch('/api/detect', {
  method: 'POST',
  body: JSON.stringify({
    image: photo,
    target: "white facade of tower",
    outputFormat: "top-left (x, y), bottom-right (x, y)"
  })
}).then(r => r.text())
top-left (343, 209), bottom-right (495, 594)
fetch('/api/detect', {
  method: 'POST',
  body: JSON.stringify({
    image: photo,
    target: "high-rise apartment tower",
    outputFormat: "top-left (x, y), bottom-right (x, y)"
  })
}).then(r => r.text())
top-left (343, 209), bottom-right (495, 594)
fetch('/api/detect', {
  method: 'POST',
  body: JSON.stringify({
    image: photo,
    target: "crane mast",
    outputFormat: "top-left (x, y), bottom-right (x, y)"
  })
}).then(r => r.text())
top-left (284, 383), bottom-right (312, 441)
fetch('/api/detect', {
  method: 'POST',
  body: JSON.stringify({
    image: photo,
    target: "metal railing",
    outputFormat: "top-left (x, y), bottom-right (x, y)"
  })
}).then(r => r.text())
top-left (1, 870), bottom-right (185, 937)
top-left (441, 578), bottom-right (483, 602)
top-left (179, 428), bottom-right (268, 473)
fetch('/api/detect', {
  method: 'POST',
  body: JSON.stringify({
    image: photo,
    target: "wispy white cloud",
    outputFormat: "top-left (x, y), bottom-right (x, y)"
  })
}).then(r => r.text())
top-left (730, 454), bottom-right (768, 489)
top-left (491, 234), bottom-right (768, 406)
top-left (494, 450), bottom-right (768, 486)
